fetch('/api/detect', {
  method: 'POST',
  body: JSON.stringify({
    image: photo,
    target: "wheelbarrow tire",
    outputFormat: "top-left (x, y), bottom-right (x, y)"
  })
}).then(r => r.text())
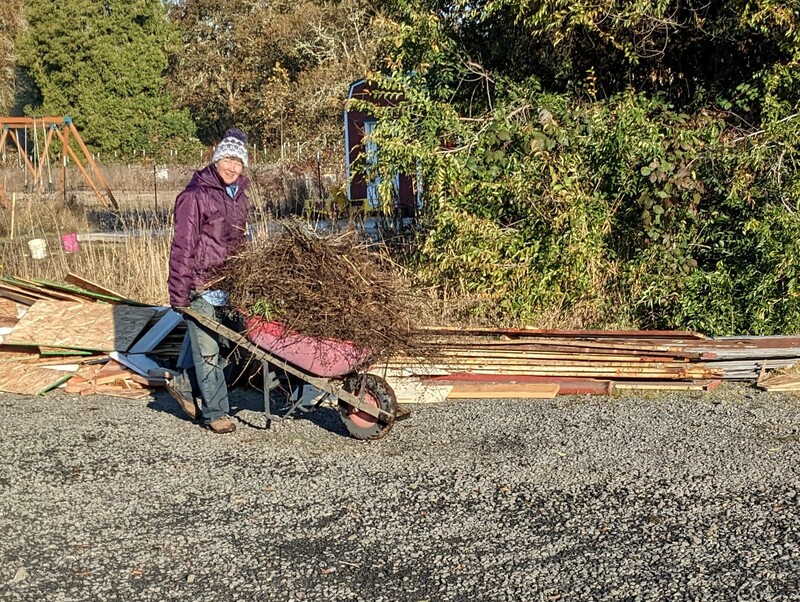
top-left (339, 374), bottom-right (397, 440)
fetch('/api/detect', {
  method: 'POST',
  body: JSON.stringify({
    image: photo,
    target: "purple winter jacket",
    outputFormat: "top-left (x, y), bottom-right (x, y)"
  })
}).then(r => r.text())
top-left (168, 164), bottom-right (251, 307)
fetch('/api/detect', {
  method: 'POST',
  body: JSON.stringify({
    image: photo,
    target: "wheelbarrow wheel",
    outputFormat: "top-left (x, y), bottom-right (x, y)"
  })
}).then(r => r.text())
top-left (339, 374), bottom-right (397, 440)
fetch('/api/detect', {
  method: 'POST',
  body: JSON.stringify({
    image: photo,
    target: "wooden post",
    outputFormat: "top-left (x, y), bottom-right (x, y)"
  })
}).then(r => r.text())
top-left (152, 161), bottom-right (158, 213)
top-left (10, 193), bottom-right (15, 240)
top-left (61, 125), bottom-right (70, 202)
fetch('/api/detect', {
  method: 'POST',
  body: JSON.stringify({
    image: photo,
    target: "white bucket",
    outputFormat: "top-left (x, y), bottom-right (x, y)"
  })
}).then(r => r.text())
top-left (28, 238), bottom-right (47, 260)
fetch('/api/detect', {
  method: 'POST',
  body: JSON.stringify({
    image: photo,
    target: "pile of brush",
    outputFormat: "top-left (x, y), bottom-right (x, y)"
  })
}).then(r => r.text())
top-left (218, 221), bottom-right (420, 364)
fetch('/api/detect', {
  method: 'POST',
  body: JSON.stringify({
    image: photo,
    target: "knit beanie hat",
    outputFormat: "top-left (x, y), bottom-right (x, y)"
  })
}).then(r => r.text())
top-left (212, 128), bottom-right (249, 168)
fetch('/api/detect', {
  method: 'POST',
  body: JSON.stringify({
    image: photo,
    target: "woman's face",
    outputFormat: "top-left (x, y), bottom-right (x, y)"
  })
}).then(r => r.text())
top-left (215, 157), bottom-right (244, 185)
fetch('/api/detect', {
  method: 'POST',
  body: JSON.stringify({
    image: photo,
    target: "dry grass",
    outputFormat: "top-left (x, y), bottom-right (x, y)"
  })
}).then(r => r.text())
top-left (0, 196), bottom-right (91, 240)
top-left (1, 202), bottom-right (171, 305)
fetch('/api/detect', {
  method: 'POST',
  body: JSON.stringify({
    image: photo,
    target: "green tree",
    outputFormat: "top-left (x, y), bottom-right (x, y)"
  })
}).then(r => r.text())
top-left (18, 0), bottom-right (197, 155)
top-left (0, 0), bottom-right (24, 114)
top-left (168, 0), bottom-right (382, 149)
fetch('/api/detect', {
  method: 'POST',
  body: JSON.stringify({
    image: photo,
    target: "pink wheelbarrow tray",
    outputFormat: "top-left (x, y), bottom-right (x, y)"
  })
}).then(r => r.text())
top-left (182, 308), bottom-right (409, 440)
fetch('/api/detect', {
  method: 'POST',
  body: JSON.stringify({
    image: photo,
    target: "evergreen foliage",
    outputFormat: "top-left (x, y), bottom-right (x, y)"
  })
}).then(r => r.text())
top-left (18, 0), bottom-right (197, 154)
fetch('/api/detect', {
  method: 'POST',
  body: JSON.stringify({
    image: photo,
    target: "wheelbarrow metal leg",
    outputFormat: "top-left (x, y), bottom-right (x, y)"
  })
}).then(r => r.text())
top-left (262, 360), bottom-right (280, 429)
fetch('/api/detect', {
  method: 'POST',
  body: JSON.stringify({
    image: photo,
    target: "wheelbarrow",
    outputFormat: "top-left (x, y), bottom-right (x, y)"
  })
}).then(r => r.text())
top-left (181, 308), bottom-right (409, 440)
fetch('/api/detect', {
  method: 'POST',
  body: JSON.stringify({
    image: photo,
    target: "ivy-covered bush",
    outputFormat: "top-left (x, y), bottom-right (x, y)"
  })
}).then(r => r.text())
top-left (360, 1), bottom-right (800, 334)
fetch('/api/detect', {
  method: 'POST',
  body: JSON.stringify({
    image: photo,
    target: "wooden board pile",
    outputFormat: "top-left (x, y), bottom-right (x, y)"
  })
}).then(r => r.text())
top-left (3, 272), bottom-right (800, 404)
top-left (0, 274), bottom-right (183, 397)
top-left (378, 327), bottom-right (800, 402)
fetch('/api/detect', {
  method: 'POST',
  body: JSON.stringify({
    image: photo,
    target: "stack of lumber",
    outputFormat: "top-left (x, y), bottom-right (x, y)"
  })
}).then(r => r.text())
top-left (379, 327), bottom-right (800, 402)
top-left (757, 371), bottom-right (800, 392)
top-left (0, 274), bottom-right (182, 397)
top-left (4, 274), bottom-right (800, 403)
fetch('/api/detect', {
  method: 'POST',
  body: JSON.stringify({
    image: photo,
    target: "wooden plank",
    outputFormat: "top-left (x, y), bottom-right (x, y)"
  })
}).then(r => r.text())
top-left (63, 273), bottom-right (138, 304)
top-left (447, 382), bottom-right (560, 399)
top-left (382, 374), bottom-right (452, 404)
top-left (401, 356), bottom-right (696, 369)
top-left (758, 373), bottom-right (800, 391)
top-left (30, 277), bottom-right (142, 305)
top-left (2, 277), bottom-right (88, 303)
top-left (94, 372), bottom-right (136, 386)
top-left (22, 354), bottom-right (106, 366)
top-left (147, 367), bottom-right (181, 379)
top-left (41, 364), bottom-right (80, 372)
top-left (0, 349), bottom-right (40, 363)
top-left (95, 387), bottom-right (150, 399)
top-left (5, 301), bottom-right (156, 352)
top-left (128, 373), bottom-right (168, 388)
top-left (96, 359), bottom-right (128, 376)
top-left (418, 326), bottom-right (709, 340)
top-left (423, 337), bottom-right (699, 355)
top-left (39, 346), bottom-right (93, 356)
top-left (0, 285), bottom-right (40, 305)
top-left (424, 373), bottom-right (614, 396)
top-left (424, 349), bottom-right (689, 364)
top-left (389, 359), bottom-right (719, 376)
top-left (0, 281), bottom-right (50, 299)
top-left (0, 362), bottom-right (75, 395)
top-left (612, 379), bottom-right (722, 391)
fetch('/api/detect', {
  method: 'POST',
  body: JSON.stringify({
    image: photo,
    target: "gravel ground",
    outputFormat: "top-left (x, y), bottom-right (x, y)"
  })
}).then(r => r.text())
top-left (1, 383), bottom-right (799, 601)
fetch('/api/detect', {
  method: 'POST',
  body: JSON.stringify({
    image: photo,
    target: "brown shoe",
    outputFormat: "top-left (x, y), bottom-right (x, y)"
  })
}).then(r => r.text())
top-left (205, 416), bottom-right (236, 434)
top-left (167, 385), bottom-right (199, 420)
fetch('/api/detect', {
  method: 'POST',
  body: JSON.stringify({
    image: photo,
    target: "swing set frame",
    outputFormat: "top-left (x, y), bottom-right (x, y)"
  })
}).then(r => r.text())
top-left (0, 116), bottom-right (118, 210)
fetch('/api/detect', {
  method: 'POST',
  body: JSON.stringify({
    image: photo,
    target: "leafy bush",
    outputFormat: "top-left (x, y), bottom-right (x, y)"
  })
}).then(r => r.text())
top-left (358, 1), bottom-right (800, 334)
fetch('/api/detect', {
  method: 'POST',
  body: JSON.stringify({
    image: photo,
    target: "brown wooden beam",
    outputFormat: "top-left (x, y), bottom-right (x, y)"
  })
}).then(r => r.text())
top-left (61, 126), bottom-right (69, 202)
top-left (68, 122), bottom-right (118, 209)
top-left (0, 117), bottom-right (67, 126)
top-left (53, 127), bottom-right (111, 208)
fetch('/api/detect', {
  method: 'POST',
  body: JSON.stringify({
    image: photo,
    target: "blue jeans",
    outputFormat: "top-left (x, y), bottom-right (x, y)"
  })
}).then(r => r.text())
top-left (174, 296), bottom-right (230, 424)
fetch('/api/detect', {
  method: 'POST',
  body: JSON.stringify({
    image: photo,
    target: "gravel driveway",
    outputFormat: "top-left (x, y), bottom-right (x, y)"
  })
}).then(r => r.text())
top-left (1, 384), bottom-right (799, 601)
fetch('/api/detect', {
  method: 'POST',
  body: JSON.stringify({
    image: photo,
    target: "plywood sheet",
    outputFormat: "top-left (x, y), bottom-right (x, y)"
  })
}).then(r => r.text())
top-left (0, 361), bottom-right (74, 395)
top-left (4, 301), bottom-right (156, 352)
top-left (0, 298), bottom-right (18, 320)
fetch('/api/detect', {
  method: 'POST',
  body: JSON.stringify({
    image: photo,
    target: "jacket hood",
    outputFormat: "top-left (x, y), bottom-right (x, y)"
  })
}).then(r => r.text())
top-left (187, 164), bottom-right (250, 193)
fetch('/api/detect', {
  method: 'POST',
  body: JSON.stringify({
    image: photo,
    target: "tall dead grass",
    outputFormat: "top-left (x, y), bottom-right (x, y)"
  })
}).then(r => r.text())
top-left (1, 201), bottom-right (171, 305)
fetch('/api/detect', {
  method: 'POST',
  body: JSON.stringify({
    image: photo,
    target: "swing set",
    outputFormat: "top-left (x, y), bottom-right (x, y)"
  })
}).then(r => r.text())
top-left (0, 116), bottom-right (118, 210)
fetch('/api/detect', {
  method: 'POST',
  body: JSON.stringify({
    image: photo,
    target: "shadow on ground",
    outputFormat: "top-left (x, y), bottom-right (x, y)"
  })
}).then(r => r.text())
top-left (148, 386), bottom-right (350, 438)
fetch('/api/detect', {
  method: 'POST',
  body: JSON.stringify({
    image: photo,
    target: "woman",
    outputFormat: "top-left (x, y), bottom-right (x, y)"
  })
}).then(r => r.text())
top-left (167, 128), bottom-right (251, 433)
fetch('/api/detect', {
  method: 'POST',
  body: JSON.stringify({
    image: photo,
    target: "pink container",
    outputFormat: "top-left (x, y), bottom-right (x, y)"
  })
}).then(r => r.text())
top-left (244, 315), bottom-right (370, 378)
top-left (61, 233), bottom-right (79, 253)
